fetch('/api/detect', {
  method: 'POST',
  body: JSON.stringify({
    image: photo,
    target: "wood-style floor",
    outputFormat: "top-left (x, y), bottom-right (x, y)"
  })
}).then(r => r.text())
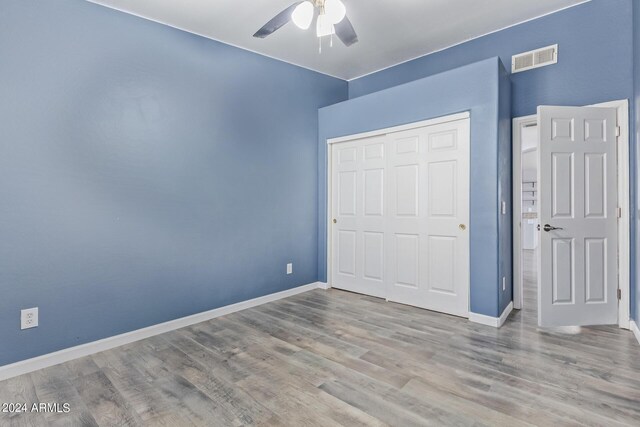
top-left (1, 251), bottom-right (639, 426)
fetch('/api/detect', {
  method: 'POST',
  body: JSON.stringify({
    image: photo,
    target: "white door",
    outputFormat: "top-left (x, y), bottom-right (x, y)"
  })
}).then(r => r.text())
top-left (386, 120), bottom-right (469, 317)
top-left (537, 106), bottom-right (618, 327)
top-left (330, 117), bottom-right (470, 317)
top-left (331, 135), bottom-right (387, 298)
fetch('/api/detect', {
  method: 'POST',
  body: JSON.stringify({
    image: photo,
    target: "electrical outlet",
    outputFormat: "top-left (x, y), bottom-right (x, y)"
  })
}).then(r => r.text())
top-left (286, 263), bottom-right (293, 275)
top-left (21, 307), bottom-right (38, 330)
top-left (502, 277), bottom-right (506, 291)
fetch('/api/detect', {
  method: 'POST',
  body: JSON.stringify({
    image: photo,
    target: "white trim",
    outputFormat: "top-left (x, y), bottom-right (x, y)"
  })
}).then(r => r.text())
top-left (326, 112), bottom-right (470, 144)
top-left (317, 282), bottom-right (330, 290)
top-left (512, 115), bottom-right (537, 311)
top-left (327, 143), bottom-right (334, 291)
top-left (499, 301), bottom-right (514, 327)
top-left (511, 100), bottom-right (630, 329)
top-left (469, 302), bottom-right (513, 328)
top-left (589, 100), bottom-right (630, 329)
top-left (0, 282), bottom-right (325, 382)
top-left (631, 321), bottom-right (640, 346)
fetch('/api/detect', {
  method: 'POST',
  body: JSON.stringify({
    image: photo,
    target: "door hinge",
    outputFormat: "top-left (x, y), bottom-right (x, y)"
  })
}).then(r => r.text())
top-left (615, 126), bottom-right (621, 137)
top-left (617, 289), bottom-right (622, 300)
top-left (617, 207), bottom-right (622, 218)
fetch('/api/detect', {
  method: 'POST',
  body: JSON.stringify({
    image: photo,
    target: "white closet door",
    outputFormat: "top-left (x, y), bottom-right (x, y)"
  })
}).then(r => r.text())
top-left (386, 119), bottom-right (470, 317)
top-left (330, 117), bottom-right (469, 318)
top-left (331, 135), bottom-right (387, 298)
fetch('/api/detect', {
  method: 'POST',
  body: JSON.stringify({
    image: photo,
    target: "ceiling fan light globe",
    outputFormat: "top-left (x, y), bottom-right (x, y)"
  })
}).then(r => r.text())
top-left (291, 1), bottom-right (314, 30)
top-left (316, 13), bottom-right (335, 37)
top-left (324, 0), bottom-right (346, 24)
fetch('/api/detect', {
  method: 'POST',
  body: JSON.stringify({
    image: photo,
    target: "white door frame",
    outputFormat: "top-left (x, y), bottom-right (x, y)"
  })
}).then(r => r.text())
top-left (512, 99), bottom-right (630, 329)
top-left (326, 111), bottom-right (470, 295)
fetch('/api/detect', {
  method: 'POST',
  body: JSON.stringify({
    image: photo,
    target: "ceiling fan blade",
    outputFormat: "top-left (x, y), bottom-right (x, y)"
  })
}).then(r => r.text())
top-left (253, 2), bottom-right (302, 38)
top-left (335, 16), bottom-right (358, 46)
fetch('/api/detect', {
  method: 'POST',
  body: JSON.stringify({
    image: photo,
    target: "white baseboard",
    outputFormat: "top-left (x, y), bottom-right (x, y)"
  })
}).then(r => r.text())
top-left (631, 320), bottom-right (640, 347)
top-left (469, 301), bottom-right (513, 328)
top-left (0, 282), bottom-right (324, 382)
top-left (317, 282), bottom-right (330, 290)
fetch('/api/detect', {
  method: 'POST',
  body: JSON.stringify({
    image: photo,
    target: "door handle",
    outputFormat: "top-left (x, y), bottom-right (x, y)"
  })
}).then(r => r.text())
top-left (542, 224), bottom-right (563, 232)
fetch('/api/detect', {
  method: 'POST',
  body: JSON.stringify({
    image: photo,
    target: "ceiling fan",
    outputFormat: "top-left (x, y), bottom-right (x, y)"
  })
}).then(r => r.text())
top-left (253, 0), bottom-right (358, 48)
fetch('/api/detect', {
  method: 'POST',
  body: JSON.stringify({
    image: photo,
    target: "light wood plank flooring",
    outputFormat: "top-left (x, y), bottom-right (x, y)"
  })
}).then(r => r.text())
top-left (1, 264), bottom-right (639, 426)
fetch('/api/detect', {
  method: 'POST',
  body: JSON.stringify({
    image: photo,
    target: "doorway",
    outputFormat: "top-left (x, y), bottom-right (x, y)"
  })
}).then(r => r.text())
top-left (512, 100), bottom-right (630, 329)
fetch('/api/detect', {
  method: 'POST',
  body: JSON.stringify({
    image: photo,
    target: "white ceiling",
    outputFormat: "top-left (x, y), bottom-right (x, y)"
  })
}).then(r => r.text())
top-left (88, 0), bottom-right (588, 80)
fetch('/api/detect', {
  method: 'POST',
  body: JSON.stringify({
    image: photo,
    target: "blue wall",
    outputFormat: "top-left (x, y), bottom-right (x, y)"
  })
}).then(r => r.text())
top-left (0, 0), bottom-right (347, 366)
top-left (318, 58), bottom-right (511, 317)
top-left (350, 0), bottom-right (637, 322)
top-left (497, 64), bottom-right (513, 314)
top-left (349, 0), bottom-right (634, 115)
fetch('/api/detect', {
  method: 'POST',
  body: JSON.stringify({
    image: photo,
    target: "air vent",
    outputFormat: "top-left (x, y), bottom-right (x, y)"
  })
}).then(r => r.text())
top-left (512, 44), bottom-right (558, 73)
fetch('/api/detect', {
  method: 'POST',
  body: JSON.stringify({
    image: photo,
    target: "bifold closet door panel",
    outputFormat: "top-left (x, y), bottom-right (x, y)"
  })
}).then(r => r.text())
top-left (331, 135), bottom-right (387, 298)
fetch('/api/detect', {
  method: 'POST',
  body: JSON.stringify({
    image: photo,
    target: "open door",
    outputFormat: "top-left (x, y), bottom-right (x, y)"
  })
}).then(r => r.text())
top-left (537, 106), bottom-right (618, 327)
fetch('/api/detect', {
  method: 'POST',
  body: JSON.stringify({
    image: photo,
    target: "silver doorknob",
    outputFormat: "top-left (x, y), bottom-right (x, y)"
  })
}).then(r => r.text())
top-left (543, 224), bottom-right (563, 232)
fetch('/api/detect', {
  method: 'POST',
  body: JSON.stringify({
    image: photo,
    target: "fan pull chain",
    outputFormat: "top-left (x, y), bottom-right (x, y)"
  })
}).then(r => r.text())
top-left (330, 33), bottom-right (333, 48)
